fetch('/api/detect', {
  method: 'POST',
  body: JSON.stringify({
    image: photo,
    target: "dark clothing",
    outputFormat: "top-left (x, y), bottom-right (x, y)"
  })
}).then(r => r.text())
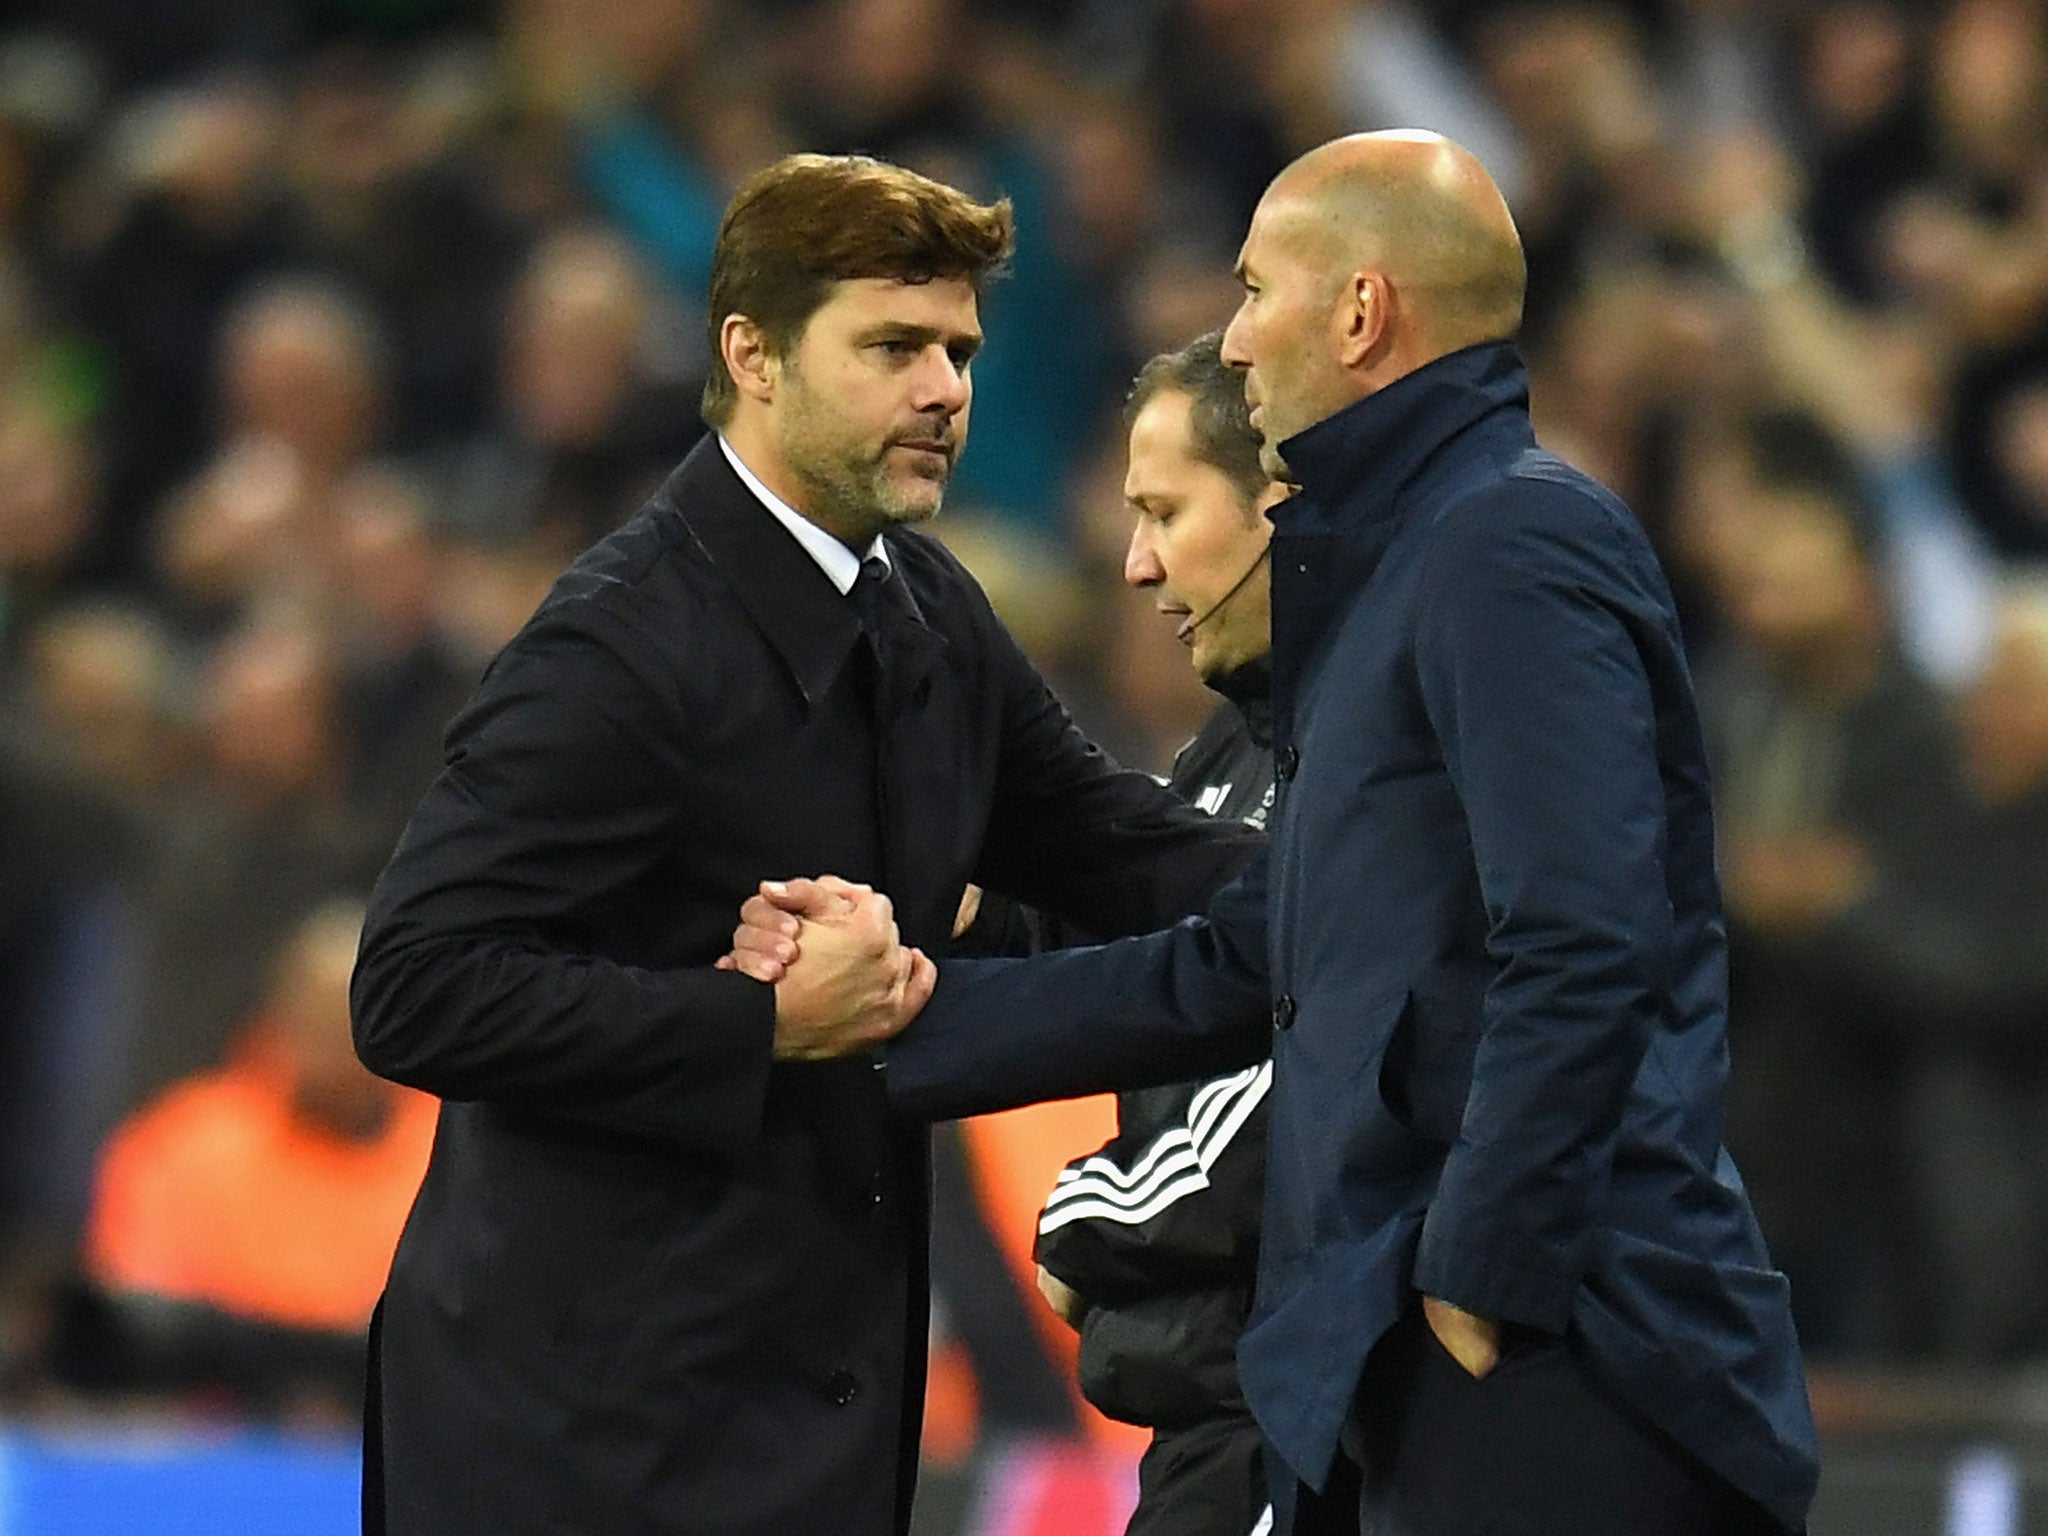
top-left (1696, 645), bottom-right (1954, 1355)
top-left (1035, 691), bottom-right (1273, 1536)
top-left (50, 1281), bottom-right (367, 1415)
top-left (889, 343), bottom-right (1819, 1532)
top-left (1286, 1310), bottom-right (1782, 1536)
top-left (1129, 1409), bottom-right (1271, 1536)
top-left (1804, 748), bottom-right (2048, 1359)
top-left (350, 436), bottom-right (1257, 1536)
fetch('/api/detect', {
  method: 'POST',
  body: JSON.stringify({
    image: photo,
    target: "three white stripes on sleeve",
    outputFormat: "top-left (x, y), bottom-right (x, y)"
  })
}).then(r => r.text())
top-left (1036, 1063), bottom-right (1274, 1235)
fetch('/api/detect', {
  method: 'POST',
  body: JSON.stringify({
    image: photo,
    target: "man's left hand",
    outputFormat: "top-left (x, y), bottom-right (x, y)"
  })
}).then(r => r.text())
top-left (952, 883), bottom-right (982, 938)
top-left (1422, 1294), bottom-right (1499, 1378)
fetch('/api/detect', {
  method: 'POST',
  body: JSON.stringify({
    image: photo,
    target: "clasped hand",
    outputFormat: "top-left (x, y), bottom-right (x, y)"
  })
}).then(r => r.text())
top-left (716, 877), bottom-right (936, 1059)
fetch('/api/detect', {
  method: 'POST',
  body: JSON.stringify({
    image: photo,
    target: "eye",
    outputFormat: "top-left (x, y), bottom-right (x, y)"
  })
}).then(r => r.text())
top-left (947, 342), bottom-right (978, 371)
top-left (875, 338), bottom-right (919, 357)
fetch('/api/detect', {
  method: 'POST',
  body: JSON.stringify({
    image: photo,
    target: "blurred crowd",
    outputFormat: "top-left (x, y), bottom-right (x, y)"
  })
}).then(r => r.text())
top-left (1, 0), bottom-right (2046, 1444)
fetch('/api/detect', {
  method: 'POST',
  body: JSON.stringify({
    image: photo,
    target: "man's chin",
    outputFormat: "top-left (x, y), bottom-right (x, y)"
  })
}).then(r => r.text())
top-left (880, 476), bottom-right (947, 524)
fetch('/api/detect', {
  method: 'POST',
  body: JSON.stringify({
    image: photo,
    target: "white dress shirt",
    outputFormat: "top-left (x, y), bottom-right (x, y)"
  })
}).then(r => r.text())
top-left (717, 434), bottom-right (889, 595)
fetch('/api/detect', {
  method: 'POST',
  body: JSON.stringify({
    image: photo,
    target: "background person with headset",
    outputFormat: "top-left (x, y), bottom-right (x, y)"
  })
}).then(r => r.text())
top-left (1032, 330), bottom-right (1286, 1536)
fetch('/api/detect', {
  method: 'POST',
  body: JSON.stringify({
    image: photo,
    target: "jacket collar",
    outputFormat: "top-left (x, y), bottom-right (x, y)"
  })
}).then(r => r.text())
top-left (659, 435), bottom-right (868, 706)
top-left (1211, 655), bottom-right (1273, 747)
top-left (1274, 340), bottom-right (1531, 533)
top-left (716, 433), bottom-right (889, 593)
top-left (1259, 342), bottom-right (1531, 751)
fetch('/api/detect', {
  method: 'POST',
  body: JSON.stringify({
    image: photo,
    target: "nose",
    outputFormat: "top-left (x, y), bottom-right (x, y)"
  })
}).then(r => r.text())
top-left (912, 346), bottom-right (971, 415)
top-left (1220, 304), bottom-right (1252, 369)
top-left (1124, 521), bottom-right (1164, 588)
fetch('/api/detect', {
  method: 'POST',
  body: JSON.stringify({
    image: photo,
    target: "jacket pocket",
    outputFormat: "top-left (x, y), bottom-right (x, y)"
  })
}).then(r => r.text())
top-left (1377, 982), bottom-right (1484, 1145)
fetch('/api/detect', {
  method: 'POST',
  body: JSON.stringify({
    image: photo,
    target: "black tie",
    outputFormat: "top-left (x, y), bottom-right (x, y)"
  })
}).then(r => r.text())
top-left (847, 554), bottom-right (905, 654)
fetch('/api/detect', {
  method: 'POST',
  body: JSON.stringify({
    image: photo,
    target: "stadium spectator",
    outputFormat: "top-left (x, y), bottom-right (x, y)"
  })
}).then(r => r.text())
top-left (1692, 410), bottom-right (1961, 1355)
top-left (62, 898), bottom-right (434, 1415)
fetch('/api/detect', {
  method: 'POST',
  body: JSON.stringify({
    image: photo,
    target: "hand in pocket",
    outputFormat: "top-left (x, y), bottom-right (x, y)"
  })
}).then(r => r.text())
top-left (1423, 1294), bottom-right (1499, 1378)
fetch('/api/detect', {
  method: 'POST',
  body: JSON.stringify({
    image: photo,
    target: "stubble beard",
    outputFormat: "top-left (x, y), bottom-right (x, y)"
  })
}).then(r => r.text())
top-left (1248, 381), bottom-right (1294, 482)
top-left (791, 447), bottom-right (944, 549)
top-left (779, 385), bottom-right (950, 549)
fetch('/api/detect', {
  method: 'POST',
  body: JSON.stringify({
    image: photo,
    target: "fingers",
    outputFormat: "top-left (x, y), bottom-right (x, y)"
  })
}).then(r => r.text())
top-left (740, 893), bottom-right (800, 939)
top-left (748, 876), bottom-right (916, 1059)
top-left (1035, 1264), bottom-right (1085, 1329)
top-left (901, 947), bottom-right (937, 1020)
top-left (812, 874), bottom-right (874, 903)
top-left (720, 945), bottom-right (787, 985)
top-left (1422, 1294), bottom-right (1500, 1379)
top-left (844, 886), bottom-right (895, 938)
top-left (952, 883), bottom-right (982, 938)
top-left (757, 876), bottom-right (871, 918)
top-left (731, 875), bottom-right (891, 985)
top-left (731, 895), bottom-right (801, 982)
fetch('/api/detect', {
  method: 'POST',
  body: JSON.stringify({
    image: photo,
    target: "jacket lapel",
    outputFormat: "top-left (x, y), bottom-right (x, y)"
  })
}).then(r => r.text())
top-left (865, 544), bottom-right (953, 936)
top-left (660, 438), bottom-right (868, 708)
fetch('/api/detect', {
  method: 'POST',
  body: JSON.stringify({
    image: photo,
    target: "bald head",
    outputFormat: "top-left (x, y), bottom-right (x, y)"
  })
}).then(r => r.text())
top-left (1220, 131), bottom-right (1524, 476)
top-left (1272, 131), bottom-right (1524, 356)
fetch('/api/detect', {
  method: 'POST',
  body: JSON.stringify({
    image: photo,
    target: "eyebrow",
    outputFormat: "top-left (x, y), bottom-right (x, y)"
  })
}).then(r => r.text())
top-left (858, 322), bottom-right (983, 357)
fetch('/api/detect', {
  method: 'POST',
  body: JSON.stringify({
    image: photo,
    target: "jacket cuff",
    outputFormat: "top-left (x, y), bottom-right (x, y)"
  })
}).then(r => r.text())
top-left (1412, 1221), bottom-right (1578, 1335)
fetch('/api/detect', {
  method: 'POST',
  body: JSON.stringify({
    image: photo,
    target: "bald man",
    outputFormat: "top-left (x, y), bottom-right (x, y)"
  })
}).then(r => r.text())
top-left (743, 132), bottom-right (1818, 1535)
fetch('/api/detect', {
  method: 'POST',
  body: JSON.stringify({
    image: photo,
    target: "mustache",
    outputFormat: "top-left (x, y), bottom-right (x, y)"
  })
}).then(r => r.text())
top-left (888, 409), bottom-right (958, 450)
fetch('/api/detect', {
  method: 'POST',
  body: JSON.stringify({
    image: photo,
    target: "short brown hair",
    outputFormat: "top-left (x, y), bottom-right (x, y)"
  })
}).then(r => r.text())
top-left (701, 153), bottom-right (1016, 425)
top-left (1126, 331), bottom-right (1268, 505)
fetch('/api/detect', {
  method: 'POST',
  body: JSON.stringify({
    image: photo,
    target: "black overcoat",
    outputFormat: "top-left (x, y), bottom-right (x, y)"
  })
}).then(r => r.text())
top-left (351, 436), bottom-right (1256, 1536)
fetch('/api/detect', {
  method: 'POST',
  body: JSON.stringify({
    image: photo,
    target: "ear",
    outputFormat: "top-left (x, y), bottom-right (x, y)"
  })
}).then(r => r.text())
top-left (720, 315), bottom-right (779, 406)
top-left (1334, 271), bottom-right (1389, 368)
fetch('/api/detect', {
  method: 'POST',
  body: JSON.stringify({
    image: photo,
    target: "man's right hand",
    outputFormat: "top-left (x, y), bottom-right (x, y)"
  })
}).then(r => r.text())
top-left (721, 878), bottom-right (937, 1059)
top-left (1036, 1264), bottom-right (1087, 1331)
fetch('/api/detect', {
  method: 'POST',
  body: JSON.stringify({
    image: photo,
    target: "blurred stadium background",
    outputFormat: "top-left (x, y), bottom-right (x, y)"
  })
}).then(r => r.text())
top-left (2, 0), bottom-right (2048, 1531)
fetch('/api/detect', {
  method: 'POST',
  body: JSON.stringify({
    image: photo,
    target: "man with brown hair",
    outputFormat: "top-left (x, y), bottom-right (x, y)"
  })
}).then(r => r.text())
top-left (350, 153), bottom-right (1256, 1535)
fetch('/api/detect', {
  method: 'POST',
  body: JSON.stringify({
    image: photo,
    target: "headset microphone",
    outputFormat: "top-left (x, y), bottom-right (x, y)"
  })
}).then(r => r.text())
top-left (1181, 544), bottom-right (1273, 635)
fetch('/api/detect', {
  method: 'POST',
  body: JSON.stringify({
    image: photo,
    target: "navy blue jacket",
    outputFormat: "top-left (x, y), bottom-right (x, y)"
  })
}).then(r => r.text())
top-left (889, 343), bottom-right (1819, 1530)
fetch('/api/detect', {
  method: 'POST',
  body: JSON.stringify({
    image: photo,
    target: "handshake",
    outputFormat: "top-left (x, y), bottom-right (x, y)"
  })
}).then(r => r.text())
top-left (715, 877), bottom-right (944, 1061)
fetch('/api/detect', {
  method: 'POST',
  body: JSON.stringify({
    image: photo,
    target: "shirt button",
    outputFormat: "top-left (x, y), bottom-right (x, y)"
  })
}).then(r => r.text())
top-left (824, 1370), bottom-right (860, 1406)
top-left (1273, 994), bottom-right (1296, 1031)
top-left (869, 1173), bottom-right (886, 1209)
top-left (1276, 746), bottom-right (1299, 780)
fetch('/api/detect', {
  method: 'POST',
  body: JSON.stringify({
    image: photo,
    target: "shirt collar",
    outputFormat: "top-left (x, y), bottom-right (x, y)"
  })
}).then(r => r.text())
top-left (717, 434), bottom-right (889, 595)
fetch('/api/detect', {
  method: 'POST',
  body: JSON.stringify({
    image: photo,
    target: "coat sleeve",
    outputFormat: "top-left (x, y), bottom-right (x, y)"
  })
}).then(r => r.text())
top-left (1408, 490), bottom-right (1678, 1334)
top-left (971, 612), bottom-right (1260, 935)
top-left (1074, 1282), bottom-right (1253, 1429)
top-left (350, 605), bottom-right (776, 1158)
top-left (1033, 1066), bottom-right (1270, 1302)
top-left (886, 850), bottom-right (1273, 1121)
